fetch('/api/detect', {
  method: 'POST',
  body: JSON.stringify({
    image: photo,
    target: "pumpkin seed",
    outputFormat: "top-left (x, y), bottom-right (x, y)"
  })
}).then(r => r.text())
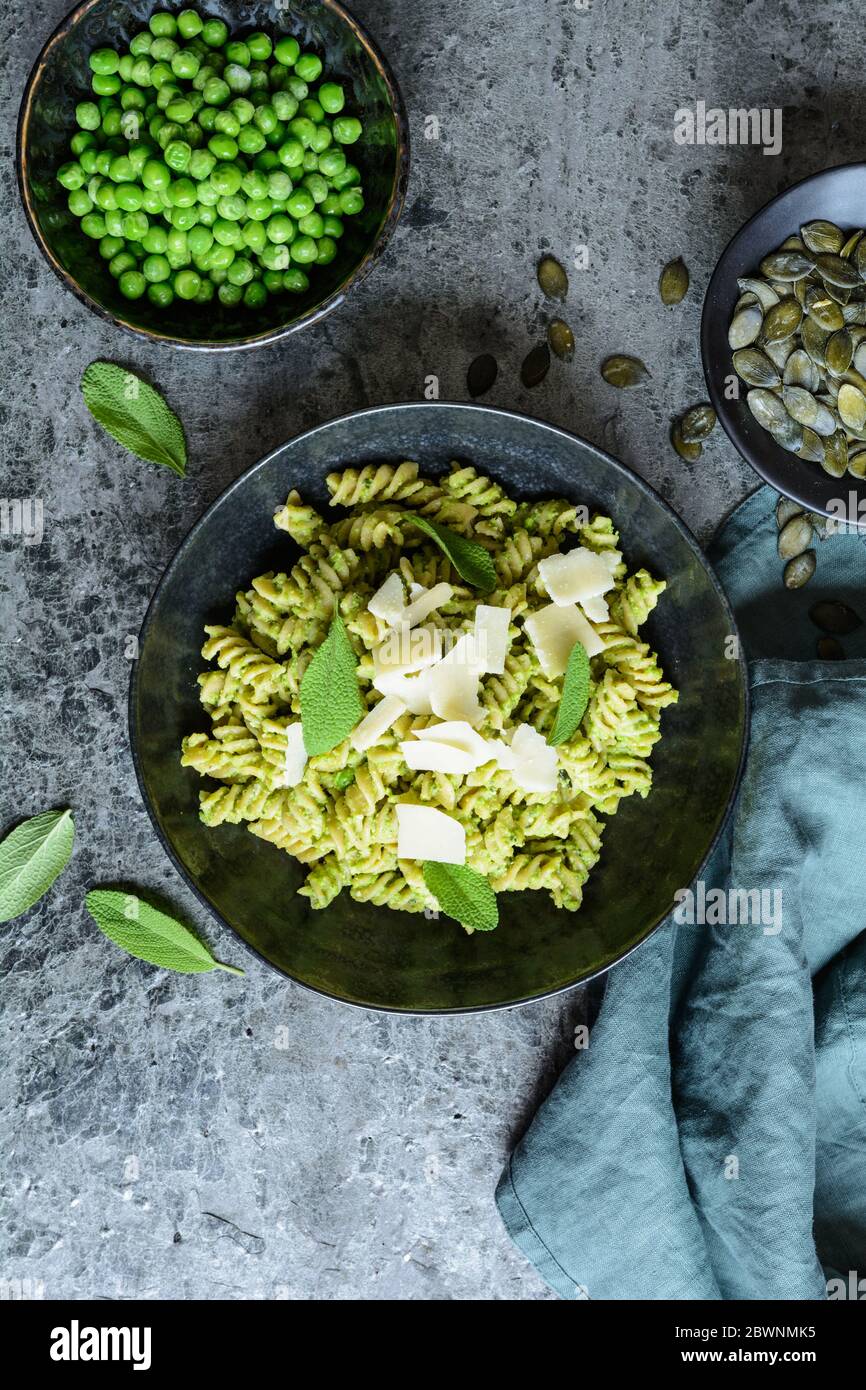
top-left (842, 230), bottom-right (864, 260)
top-left (778, 514), bottom-right (813, 559)
top-left (764, 338), bottom-right (793, 372)
top-left (728, 304), bottom-right (763, 349)
top-left (733, 347), bottom-right (780, 388)
top-left (776, 497), bottom-right (803, 529)
top-left (812, 403), bottom-right (839, 437)
top-left (601, 354), bottom-right (648, 387)
top-left (837, 382), bottom-right (866, 431)
top-left (762, 297), bottom-right (803, 343)
top-left (801, 220), bottom-right (844, 255)
top-left (782, 385), bottom-right (819, 426)
top-left (680, 403), bottom-right (717, 443)
top-left (747, 388), bottom-right (789, 431)
top-left (547, 319), bottom-right (575, 361)
top-left (816, 253), bottom-right (861, 289)
top-left (809, 600), bottom-right (862, 634)
top-left (817, 637), bottom-right (845, 659)
top-left (856, 238), bottom-right (866, 279)
top-left (798, 427), bottom-right (825, 463)
top-left (659, 257), bottom-right (689, 305)
top-left (521, 343), bottom-right (551, 388)
top-left (537, 255), bottom-right (568, 301)
top-left (770, 415), bottom-right (804, 453)
top-left (854, 342), bottom-right (866, 377)
top-left (737, 277), bottom-right (779, 312)
top-left (466, 352), bottom-right (498, 398)
top-left (759, 251), bottom-right (815, 281)
top-left (671, 421), bottom-right (702, 462)
top-left (780, 235), bottom-right (808, 253)
top-left (783, 348), bottom-right (820, 390)
top-left (805, 288), bottom-right (845, 330)
top-left (848, 449), bottom-right (866, 478)
top-left (801, 316), bottom-right (830, 365)
top-left (825, 328), bottom-right (854, 375)
top-left (783, 551), bottom-right (816, 588)
top-left (822, 429), bottom-right (849, 476)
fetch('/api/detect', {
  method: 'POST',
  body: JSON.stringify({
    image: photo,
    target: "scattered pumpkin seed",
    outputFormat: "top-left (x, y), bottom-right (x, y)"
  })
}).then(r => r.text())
top-left (783, 550), bottom-right (816, 588)
top-left (547, 318), bottom-right (575, 361)
top-left (776, 497), bottom-right (803, 529)
top-left (659, 257), bottom-right (689, 305)
top-left (466, 353), bottom-right (498, 398)
top-left (537, 255), bottom-right (568, 301)
top-left (679, 403), bottom-right (717, 443)
top-left (809, 600), bottom-right (862, 634)
top-left (671, 421), bottom-right (702, 462)
top-left (816, 636), bottom-right (845, 659)
top-left (601, 354), bottom-right (648, 387)
top-left (777, 514), bottom-right (813, 559)
top-left (521, 343), bottom-right (551, 388)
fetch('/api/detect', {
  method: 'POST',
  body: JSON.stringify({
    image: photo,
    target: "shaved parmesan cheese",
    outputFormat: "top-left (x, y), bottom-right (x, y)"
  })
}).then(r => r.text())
top-left (351, 694), bottom-right (406, 752)
top-left (283, 723), bottom-right (308, 787)
top-left (506, 723), bottom-right (558, 793)
top-left (400, 740), bottom-right (478, 774)
top-left (580, 593), bottom-right (610, 623)
top-left (524, 602), bottom-right (603, 675)
top-left (372, 667), bottom-right (433, 716)
top-left (408, 583), bottom-right (426, 600)
top-left (368, 571), bottom-right (405, 627)
top-left (414, 721), bottom-right (492, 762)
top-left (400, 581), bottom-right (453, 629)
top-left (474, 604), bottom-right (511, 674)
top-left (396, 803), bottom-right (466, 864)
top-left (428, 633), bottom-right (483, 725)
top-left (538, 546), bottom-right (617, 608)
top-left (373, 624), bottom-right (442, 678)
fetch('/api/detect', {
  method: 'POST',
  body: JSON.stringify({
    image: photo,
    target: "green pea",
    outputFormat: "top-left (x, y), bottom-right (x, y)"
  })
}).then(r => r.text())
top-left (79, 212), bottom-right (106, 238)
top-left (194, 277), bottom-right (215, 303)
top-left (318, 82), bottom-right (345, 114)
top-left (142, 224), bottom-right (169, 253)
top-left (250, 103), bottom-right (275, 135)
top-left (119, 268), bottom-right (147, 298)
top-left (203, 77), bottom-right (230, 106)
top-left (263, 269), bottom-right (284, 292)
top-left (316, 236), bottom-right (338, 265)
top-left (274, 37), bottom-right (300, 67)
top-left (79, 149), bottom-right (99, 175)
top-left (166, 98), bottom-right (194, 123)
top-left (245, 197), bottom-right (274, 221)
top-left (171, 49), bottom-right (200, 80)
top-left (202, 18), bottom-right (229, 48)
top-left (156, 83), bottom-right (181, 111)
top-left (68, 188), bottom-right (94, 216)
top-left (129, 33), bottom-right (153, 57)
top-left (183, 121), bottom-right (204, 148)
top-left (170, 205), bottom-right (199, 230)
top-left (260, 241), bottom-right (290, 271)
top-left (266, 170), bottom-right (292, 200)
top-left (288, 116), bottom-right (316, 148)
top-left (57, 161), bottom-right (86, 190)
top-left (105, 208), bottom-right (125, 236)
top-left (98, 233), bottom-right (125, 260)
top-left (131, 58), bottom-right (153, 87)
top-left (150, 37), bottom-right (179, 63)
top-left (309, 124), bottom-right (332, 155)
top-left (242, 169), bottom-right (269, 198)
top-left (147, 61), bottom-right (172, 90)
top-left (286, 76), bottom-right (309, 101)
top-left (218, 280), bottom-right (243, 306)
top-left (290, 235), bottom-right (318, 264)
top-left (243, 281), bottom-right (267, 308)
top-left (247, 32), bottom-right (273, 61)
top-left (101, 109), bottom-right (123, 137)
top-left (318, 148), bottom-right (346, 179)
top-left (141, 187), bottom-right (164, 214)
top-left (166, 227), bottom-right (188, 255)
top-left (226, 256), bottom-right (254, 286)
top-left (213, 218), bottom-right (241, 246)
top-left (92, 72), bottom-right (121, 96)
top-left (170, 268), bottom-right (199, 299)
top-left (286, 187), bottom-right (314, 219)
top-left (149, 12), bottom-right (177, 38)
top-left (272, 91), bottom-right (298, 122)
top-left (208, 133), bottom-right (238, 161)
top-left (115, 182), bottom-right (144, 211)
top-left (210, 161), bottom-right (243, 196)
top-left (211, 111), bottom-right (237, 140)
top-left (76, 101), bottom-right (101, 130)
top-left (90, 47), bottom-right (119, 75)
top-left (294, 54), bottom-right (323, 83)
top-left (142, 253), bottom-right (171, 282)
top-left (283, 267), bottom-right (310, 293)
top-left (338, 188), bottom-right (364, 216)
top-left (120, 85), bottom-right (147, 110)
top-left (148, 280), bottom-right (175, 307)
top-left (109, 250), bottom-right (137, 277)
top-left (255, 149), bottom-right (281, 171)
top-left (277, 138), bottom-right (304, 169)
top-left (217, 194), bottom-right (246, 221)
top-left (164, 139), bottom-right (191, 172)
top-left (167, 177), bottom-right (196, 207)
top-left (188, 149), bottom-right (216, 181)
top-left (118, 54), bottom-right (134, 81)
top-left (333, 116), bottom-right (362, 145)
top-left (265, 213), bottom-right (294, 244)
top-left (237, 126), bottom-right (266, 155)
top-left (240, 220), bottom-right (267, 254)
top-left (94, 150), bottom-right (113, 176)
top-left (207, 242), bottom-right (235, 270)
top-left (298, 211), bottom-right (324, 238)
top-left (157, 121), bottom-right (184, 149)
top-left (322, 214), bottom-right (344, 238)
top-left (230, 97), bottom-right (256, 125)
top-left (177, 10), bottom-right (203, 39)
top-left (198, 105), bottom-right (218, 131)
top-left (302, 173), bottom-right (329, 205)
top-left (187, 225), bottom-right (213, 256)
top-left (196, 180), bottom-right (220, 207)
top-left (299, 98), bottom-right (324, 124)
top-left (330, 162), bottom-right (361, 190)
top-left (122, 210), bottom-right (149, 240)
top-left (224, 63), bottom-right (251, 94)
top-left (70, 130), bottom-right (97, 155)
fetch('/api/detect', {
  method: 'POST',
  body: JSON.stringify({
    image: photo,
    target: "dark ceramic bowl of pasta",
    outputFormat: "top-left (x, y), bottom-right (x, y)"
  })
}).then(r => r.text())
top-left (17, 0), bottom-right (408, 350)
top-left (130, 403), bottom-right (748, 1013)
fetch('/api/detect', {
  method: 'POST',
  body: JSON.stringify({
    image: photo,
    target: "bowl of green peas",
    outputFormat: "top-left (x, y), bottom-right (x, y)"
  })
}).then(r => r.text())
top-left (17, 1), bottom-right (409, 349)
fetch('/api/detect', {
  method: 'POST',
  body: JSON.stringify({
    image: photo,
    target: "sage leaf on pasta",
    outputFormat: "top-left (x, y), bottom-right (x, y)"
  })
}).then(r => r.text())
top-left (407, 515), bottom-right (496, 591)
top-left (548, 641), bottom-right (591, 746)
top-left (423, 862), bottom-right (499, 932)
top-left (300, 611), bottom-right (365, 755)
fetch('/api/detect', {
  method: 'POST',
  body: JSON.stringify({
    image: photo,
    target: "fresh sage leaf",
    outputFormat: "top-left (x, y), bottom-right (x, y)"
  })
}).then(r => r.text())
top-left (300, 610), bottom-right (364, 756)
top-left (548, 641), bottom-right (591, 746)
top-left (85, 890), bottom-right (244, 975)
top-left (81, 361), bottom-right (187, 477)
top-left (407, 515), bottom-right (496, 591)
top-left (0, 809), bottom-right (74, 923)
top-left (423, 862), bottom-right (499, 933)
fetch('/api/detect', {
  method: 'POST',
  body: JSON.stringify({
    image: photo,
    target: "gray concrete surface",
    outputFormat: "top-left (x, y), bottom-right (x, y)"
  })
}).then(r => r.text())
top-left (1, 0), bottom-right (854, 1300)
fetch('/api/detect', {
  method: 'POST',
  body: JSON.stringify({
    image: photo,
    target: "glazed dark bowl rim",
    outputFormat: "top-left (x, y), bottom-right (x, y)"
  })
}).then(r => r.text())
top-left (16, 0), bottom-right (410, 352)
top-left (700, 159), bottom-right (866, 518)
top-left (128, 401), bottom-right (751, 1014)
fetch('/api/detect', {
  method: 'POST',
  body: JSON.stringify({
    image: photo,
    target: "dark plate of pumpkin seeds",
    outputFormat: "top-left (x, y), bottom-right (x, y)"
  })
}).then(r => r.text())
top-left (701, 162), bottom-right (866, 519)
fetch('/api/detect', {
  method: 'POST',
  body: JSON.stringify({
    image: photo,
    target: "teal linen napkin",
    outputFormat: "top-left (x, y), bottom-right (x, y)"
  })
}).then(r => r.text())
top-left (496, 485), bottom-right (866, 1301)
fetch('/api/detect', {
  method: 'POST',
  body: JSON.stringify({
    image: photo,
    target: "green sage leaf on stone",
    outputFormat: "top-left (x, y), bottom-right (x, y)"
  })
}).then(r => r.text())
top-left (0, 809), bottom-right (75, 923)
top-left (85, 889), bottom-right (244, 975)
top-left (548, 642), bottom-right (591, 746)
top-left (406, 514), bottom-right (496, 591)
top-left (81, 361), bottom-right (187, 476)
top-left (422, 862), bottom-right (499, 933)
top-left (300, 610), bottom-right (365, 755)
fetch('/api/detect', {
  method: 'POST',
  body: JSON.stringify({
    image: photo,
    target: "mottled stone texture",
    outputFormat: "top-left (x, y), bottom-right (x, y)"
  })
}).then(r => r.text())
top-left (0, 0), bottom-right (850, 1299)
